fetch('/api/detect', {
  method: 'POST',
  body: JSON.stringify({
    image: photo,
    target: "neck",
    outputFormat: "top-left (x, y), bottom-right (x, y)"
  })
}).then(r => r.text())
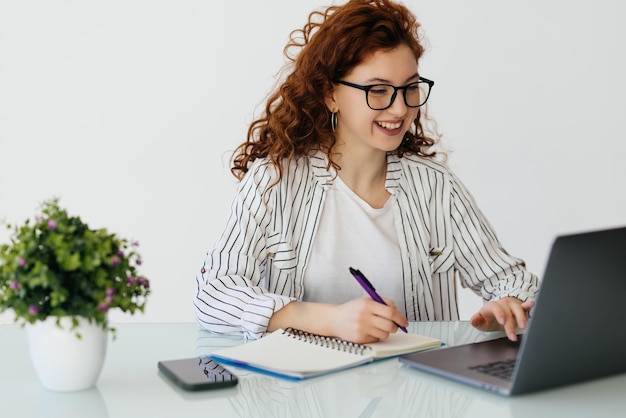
top-left (333, 149), bottom-right (390, 209)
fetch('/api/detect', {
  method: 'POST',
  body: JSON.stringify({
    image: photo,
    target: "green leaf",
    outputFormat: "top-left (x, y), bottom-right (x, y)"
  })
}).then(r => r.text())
top-left (59, 252), bottom-right (81, 271)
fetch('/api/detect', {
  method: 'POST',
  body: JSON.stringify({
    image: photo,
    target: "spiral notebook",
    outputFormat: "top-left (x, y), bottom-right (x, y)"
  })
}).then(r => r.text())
top-left (209, 327), bottom-right (442, 380)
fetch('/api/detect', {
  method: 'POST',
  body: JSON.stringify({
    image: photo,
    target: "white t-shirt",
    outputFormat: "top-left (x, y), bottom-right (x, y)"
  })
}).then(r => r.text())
top-left (303, 175), bottom-right (404, 314)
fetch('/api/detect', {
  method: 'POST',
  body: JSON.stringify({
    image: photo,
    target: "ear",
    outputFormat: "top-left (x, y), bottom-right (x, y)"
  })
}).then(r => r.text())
top-left (324, 89), bottom-right (338, 113)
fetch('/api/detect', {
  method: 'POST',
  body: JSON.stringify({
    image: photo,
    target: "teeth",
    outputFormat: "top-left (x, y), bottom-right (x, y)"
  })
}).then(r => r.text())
top-left (377, 121), bottom-right (402, 130)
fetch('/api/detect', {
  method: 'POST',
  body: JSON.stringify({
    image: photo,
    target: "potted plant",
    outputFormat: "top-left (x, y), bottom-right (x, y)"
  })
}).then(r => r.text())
top-left (0, 198), bottom-right (150, 391)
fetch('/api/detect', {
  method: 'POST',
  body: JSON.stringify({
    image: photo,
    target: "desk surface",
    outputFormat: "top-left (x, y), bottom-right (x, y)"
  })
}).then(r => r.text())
top-left (1, 321), bottom-right (624, 418)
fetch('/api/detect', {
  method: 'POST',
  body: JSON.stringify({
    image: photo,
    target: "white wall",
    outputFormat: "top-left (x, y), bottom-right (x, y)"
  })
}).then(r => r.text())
top-left (1, 0), bottom-right (625, 325)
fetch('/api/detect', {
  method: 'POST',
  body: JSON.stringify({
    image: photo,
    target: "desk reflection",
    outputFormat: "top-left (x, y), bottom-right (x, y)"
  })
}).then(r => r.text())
top-left (2, 322), bottom-right (623, 418)
top-left (193, 323), bottom-right (505, 418)
top-left (35, 386), bottom-right (109, 418)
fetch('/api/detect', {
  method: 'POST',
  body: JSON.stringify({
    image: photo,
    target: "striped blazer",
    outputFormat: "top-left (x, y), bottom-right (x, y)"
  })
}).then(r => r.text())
top-left (194, 151), bottom-right (538, 339)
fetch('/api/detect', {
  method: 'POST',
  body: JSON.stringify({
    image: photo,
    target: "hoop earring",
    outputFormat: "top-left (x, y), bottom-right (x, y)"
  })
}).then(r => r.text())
top-left (330, 112), bottom-right (338, 132)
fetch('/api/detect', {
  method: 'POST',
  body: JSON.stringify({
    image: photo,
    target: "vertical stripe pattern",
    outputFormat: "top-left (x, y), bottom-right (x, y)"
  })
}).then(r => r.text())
top-left (194, 152), bottom-right (538, 339)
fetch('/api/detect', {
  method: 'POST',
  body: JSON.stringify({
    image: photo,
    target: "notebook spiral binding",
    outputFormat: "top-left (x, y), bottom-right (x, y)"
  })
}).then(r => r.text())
top-left (283, 327), bottom-right (373, 355)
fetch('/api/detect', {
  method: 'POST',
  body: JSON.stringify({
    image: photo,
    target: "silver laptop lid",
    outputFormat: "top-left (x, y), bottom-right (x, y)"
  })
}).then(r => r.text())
top-left (510, 226), bottom-right (626, 394)
top-left (400, 227), bottom-right (626, 396)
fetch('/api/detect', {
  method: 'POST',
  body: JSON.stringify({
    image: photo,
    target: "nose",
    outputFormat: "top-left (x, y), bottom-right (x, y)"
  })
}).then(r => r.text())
top-left (387, 90), bottom-right (408, 116)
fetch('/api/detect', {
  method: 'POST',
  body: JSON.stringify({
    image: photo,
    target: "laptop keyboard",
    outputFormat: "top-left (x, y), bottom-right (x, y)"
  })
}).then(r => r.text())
top-left (469, 358), bottom-right (517, 381)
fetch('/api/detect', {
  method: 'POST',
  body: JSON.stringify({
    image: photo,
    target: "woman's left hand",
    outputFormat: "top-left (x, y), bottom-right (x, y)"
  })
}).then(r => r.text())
top-left (470, 297), bottom-right (535, 341)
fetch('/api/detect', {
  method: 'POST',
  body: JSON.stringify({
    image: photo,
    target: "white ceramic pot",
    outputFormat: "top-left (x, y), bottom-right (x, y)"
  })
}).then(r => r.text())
top-left (26, 316), bottom-right (108, 392)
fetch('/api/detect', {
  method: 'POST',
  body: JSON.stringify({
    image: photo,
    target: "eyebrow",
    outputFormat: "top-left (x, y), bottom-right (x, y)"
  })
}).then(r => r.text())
top-left (363, 73), bottom-right (419, 85)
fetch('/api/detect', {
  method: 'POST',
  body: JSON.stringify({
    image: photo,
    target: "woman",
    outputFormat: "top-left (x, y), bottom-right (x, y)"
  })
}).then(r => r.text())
top-left (194, 0), bottom-right (538, 343)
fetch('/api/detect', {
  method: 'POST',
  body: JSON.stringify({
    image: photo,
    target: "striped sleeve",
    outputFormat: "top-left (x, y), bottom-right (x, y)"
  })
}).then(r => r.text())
top-left (193, 162), bottom-right (296, 340)
top-left (448, 171), bottom-right (538, 302)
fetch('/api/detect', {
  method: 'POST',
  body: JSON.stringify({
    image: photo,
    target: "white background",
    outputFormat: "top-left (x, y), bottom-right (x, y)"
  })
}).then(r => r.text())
top-left (1, 0), bottom-right (625, 325)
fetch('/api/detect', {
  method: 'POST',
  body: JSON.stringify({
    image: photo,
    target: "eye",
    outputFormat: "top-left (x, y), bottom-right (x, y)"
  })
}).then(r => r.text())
top-left (405, 83), bottom-right (421, 93)
top-left (368, 85), bottom-right (392, 96)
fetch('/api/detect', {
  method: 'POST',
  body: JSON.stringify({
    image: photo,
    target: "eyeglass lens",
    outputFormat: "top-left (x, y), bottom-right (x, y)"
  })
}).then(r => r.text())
top-left (367, 82), bottom-right (430, 110)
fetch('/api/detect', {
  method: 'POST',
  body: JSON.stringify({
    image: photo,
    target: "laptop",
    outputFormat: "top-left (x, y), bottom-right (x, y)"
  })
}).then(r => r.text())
top-left (400, 226), bottom-right (626, 396)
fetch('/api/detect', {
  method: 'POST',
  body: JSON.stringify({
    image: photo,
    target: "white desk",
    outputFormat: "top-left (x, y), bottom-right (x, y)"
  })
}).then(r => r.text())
top-left (1, 322), bottom-right (624, 417)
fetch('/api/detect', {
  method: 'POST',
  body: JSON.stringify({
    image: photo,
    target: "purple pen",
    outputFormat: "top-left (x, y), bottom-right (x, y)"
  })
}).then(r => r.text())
top-left (349, 267), bottom-right (408, 333)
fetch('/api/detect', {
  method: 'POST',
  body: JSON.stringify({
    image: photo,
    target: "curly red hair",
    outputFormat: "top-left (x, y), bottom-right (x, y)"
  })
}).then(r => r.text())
top-left (231, 0), bottom-right (439, 181)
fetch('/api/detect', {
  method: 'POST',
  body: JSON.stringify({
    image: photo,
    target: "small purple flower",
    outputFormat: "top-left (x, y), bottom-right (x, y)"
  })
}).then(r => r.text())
top-left (110, 256), bottom-right (120, 266)
top-left (117, 250), bottom-right (124, 257)
top-left (105, 295), bottom-right (114, 304)
top-left (18, 257), bottom-right (26, 267)
top-left (106, 287), bottom-right (115, 296)
top-left (98, 302), bottom-right (109, 312)
top-left (127, 276), bottom-right (136, 285)
top-left (132, 241), bottom-right (139, 247)
top-left (47, 219), bottom-right (57, 229)
top-left (138, 277), bottom-right (149, 288)
top-left (136, 259), bottom-right (142, 266)
top-left (10, 281), bottom-right (19, 291)
top-left (28, 305), bottom-right (38, 315)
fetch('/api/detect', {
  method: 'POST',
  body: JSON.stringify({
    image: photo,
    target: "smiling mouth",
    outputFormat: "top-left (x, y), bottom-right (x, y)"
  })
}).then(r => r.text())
top-left (376, 121), bottom-right (402, 130)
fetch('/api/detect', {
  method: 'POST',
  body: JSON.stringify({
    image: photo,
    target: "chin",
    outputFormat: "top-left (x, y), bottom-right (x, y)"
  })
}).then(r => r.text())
top-left (380, 139), bottom-right (404, 152)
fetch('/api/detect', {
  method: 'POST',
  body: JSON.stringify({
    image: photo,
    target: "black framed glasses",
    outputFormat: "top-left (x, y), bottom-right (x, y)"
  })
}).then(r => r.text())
top-left (336, 77), bottom-right (434, 110)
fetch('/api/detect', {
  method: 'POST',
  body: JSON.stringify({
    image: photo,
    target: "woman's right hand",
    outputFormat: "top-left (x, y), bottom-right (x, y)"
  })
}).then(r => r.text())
top-left (331, 297), bottom-right (409, 344)
top-left (268, 297), bottom-right (408, 344)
